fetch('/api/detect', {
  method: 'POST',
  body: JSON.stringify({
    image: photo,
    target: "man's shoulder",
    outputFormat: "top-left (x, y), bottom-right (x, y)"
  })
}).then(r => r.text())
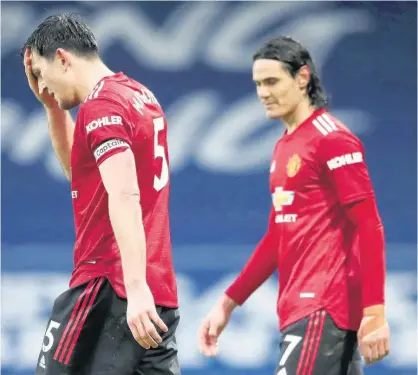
top-left (82, 76), bottom-right (159, 112)
top-left (81, 74), bottom-right (141, 110)
top-left (75, 86), bottom-right (131, 138)
top-left (307, 110), bottom-right (362, 149)
top-left (76, 95), bottom-right (127, 135)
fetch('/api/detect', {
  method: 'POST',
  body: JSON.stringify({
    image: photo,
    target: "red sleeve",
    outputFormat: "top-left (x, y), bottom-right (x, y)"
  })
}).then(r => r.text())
top-left (225, 210), bottom-right (277, 305)
top-left (319, 130), bottom-right (385, 309)
top-left (345, 198), bottom-right (386, 308)
top-left (81, 98), bottom-right (133, 166)
top-left (319, 131), bottom-right (374, 205)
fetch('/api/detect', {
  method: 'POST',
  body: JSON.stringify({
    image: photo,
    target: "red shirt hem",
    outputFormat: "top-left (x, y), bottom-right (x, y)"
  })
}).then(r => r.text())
top-left (279, 306), bottom-right (360, 332)
top-left (69, 272), bottom-right (179, 309)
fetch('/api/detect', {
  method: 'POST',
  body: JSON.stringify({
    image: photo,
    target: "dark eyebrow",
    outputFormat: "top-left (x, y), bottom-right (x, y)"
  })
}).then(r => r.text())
top-left (253, 77), bottom-right (279, 84)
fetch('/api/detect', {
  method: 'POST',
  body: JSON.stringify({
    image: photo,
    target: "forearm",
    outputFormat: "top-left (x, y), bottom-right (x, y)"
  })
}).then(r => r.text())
top-left (225, 231), bottom-right (277, 305)
top-left (108, 194), bottom-right (147, 292)
top-left (45, 107), bottom-right (74, 180)
top-left (358, 222), bottom-right (386, 309)
top-left (218, 294), bottom-right (239, 315)
top-left (346, 198), bottom-right (386, 310)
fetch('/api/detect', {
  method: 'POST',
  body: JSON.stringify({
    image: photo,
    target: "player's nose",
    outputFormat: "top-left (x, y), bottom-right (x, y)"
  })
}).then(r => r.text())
top-left (257, 85), bottom-right (271, 100)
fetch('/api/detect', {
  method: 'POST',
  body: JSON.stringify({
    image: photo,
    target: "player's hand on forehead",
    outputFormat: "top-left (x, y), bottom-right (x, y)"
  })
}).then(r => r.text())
top-left (22, 47), bottom-right (58, 109)
top-left (24, 48), bottom-right (39, 77)
top-left (23, 48), bottom-right (39, 91)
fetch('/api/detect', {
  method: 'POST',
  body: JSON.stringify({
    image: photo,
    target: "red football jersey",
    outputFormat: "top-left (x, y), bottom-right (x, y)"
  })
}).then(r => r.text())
top-left (270, 108), bottom-right (374, 331)
top-left (69, 72), bottom-right (178, 308)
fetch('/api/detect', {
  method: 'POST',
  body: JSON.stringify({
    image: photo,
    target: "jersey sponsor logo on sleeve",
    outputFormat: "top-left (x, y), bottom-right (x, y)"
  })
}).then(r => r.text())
top-left (327, 152), bottom-right (363, 170)
top-left (86, 116), bottom-right (123, 133)
top-left (94, 139), bottom-right (129, 161)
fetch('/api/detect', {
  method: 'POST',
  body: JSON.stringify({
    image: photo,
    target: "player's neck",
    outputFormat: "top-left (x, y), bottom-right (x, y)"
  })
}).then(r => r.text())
top-left (76, 60), bottom-right (115, 101)
top-left (283, 101), bottom-right (316, 135)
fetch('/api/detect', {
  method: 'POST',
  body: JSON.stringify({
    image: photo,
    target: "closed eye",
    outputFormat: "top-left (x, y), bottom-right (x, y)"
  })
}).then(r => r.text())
top-left (253, 78), bottom-right (279, 87)
top-left (265, 78), bottom-right (279, 86)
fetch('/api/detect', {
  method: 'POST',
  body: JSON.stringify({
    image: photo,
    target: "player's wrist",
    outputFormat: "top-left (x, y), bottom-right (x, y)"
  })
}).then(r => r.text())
top-left (219, 294), bottom-right (238, 315)
top-left (125, 278), bottom-right (148, 294)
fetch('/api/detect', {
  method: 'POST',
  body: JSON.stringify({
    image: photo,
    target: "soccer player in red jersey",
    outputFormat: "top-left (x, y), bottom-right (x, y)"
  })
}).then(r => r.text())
top-left (22, 14), bottom-right (180, 375)
top-left (199, 37), bottom-right (390, 375)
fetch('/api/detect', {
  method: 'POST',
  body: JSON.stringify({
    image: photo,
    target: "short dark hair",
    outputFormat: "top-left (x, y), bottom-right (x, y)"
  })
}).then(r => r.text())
top-left (253, 36), bottom-right (328, 108)
top-left (21, 13), bottom-right (99, 60)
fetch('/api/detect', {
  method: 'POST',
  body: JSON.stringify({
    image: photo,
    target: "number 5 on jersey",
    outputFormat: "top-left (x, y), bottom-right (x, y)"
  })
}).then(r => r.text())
top-left (153, 117), bottom-right (169, 191)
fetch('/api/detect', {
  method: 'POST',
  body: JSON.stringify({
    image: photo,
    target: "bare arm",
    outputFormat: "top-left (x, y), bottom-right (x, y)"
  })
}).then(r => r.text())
top-left (98, 149), bottom-right (146, 290)
top-left (46, 107), bottom-right (74, 180)
top-left (98, 144), bottom-right (167, 350)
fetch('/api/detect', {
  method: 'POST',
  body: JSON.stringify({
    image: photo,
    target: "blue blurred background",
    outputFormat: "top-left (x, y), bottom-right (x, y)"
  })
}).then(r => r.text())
top-left (1, 1), bottom-right (417, 375)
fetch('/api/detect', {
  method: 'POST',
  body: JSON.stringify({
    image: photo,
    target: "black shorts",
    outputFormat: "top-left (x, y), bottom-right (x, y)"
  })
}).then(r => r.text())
top-left (36, 277), bottom-right (180, 375)
top-left (275, 310), bottom-right (363, 375)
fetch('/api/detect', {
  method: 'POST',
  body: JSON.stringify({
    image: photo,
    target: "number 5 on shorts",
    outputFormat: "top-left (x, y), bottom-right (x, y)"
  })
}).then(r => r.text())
top-left (42, 320), bottom-right (61, 352)
top-left (279, 334), bottom-right (302, 366)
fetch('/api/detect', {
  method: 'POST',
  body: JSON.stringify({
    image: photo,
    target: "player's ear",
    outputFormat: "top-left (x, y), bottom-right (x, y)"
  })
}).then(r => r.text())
top-left (297, 65), bottom-right (310, 91)
top-left (55, 48), bottom-right (71, 72)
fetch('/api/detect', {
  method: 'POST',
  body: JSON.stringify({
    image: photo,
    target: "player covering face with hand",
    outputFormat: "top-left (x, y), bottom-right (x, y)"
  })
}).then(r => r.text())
top-left (198, 36), bottom-right (390, 375)
top-left (22, 13), bottom-right (180, 375)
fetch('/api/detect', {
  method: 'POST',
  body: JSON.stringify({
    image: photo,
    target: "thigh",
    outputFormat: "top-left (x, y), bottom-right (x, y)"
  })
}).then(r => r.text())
top-left (88, 298), bottom-right (181, 375)
top-left (138, 307), bottom-right (181, 375)
top-left (275, 310), bottom-right (361, 375)
top-left (310, 313), bottom-right (362, 375)
top-left (86, 287), bottom-right (147, 375)
top-left (36, 277), bottom-right (112, 375)
top-left (347, 348), bottom-right (364, 375)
